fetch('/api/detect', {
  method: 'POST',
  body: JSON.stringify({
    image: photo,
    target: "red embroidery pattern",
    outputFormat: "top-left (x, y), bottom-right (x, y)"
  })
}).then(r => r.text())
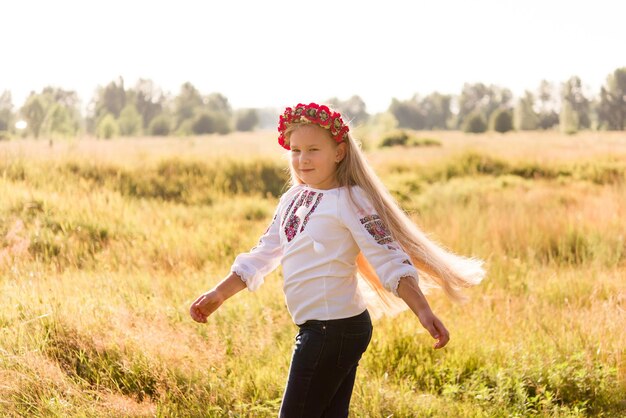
top-left (284, 215), bottom-right (301, 242)
top-left (284, 190), bottom-right (311, 241)
top-left (304, 190), bottom-right (316, 207)
top-left (300, 193), bottom-right (323, 232)
top-left (360, 214), bottom-right (393, 245)
top-left (282, 192), bottom-right (301, 226)
top-left (285, 190), bottom-right (309, 241)
top-left (360, 215), bottom-right (379, 224)
top-left (283, 190), bottom-right (324, 242)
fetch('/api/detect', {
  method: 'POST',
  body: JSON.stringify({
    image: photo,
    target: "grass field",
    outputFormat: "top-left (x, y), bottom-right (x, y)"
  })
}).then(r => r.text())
top-left (1, 130), bottom-right (625, 417)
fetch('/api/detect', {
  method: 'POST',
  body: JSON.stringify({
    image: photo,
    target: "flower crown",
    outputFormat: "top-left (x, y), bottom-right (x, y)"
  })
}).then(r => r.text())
top-left (277, 102), bottom-right (349, 150)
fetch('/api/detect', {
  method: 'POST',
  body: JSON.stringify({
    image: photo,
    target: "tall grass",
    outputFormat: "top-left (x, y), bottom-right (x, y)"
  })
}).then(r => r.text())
top-left (1, 132), bottom-right (625, 417)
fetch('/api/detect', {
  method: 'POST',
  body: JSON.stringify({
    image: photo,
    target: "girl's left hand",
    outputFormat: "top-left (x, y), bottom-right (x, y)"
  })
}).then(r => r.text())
top-left (396, 276), bottom-right (450, 349)
top-left (416, 308), bottom-right (450, 349)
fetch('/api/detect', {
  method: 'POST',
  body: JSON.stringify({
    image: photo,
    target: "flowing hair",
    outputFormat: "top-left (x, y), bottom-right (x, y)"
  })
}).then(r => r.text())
top-left (283, 120), bottom-right (485, 319)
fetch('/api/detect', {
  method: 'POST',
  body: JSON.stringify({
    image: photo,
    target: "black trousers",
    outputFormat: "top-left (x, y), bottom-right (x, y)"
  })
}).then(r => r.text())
top-left (279, 309), bottom-right (373, 418)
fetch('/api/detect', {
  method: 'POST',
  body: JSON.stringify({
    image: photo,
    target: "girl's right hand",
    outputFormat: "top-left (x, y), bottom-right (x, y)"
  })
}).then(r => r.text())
top-left (190, 290), bottom-right (224, 323)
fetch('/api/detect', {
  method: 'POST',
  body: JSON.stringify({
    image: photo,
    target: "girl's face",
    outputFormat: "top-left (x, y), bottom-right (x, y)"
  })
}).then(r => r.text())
top-left (289, 124), bottom-right (346, 190)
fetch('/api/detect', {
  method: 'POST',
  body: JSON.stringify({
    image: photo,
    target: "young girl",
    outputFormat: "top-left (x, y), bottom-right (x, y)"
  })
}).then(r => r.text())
top-left (190, 103), bottom-right (485, 417)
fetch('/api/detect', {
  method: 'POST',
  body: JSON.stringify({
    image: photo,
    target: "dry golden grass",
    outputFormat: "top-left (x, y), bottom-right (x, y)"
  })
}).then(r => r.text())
top-left (0, 130), bottom-right (625, 417)
top-left (3, 130), bottom-right (625, 166)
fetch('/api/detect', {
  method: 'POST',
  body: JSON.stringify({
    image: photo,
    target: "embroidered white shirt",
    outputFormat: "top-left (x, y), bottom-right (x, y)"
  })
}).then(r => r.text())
top-left (230, 184), bottom-right (419, 325)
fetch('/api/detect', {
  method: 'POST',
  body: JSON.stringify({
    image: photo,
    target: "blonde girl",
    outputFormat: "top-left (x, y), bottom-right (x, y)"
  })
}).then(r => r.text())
top-left (190, 102), bottom-right (485, 417)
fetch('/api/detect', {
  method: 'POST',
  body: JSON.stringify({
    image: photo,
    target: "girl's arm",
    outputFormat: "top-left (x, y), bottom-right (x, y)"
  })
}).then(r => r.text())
top-left (397, 275), bottom-right (450, 349)
top-left (189, 272), bottom-right (246, 323)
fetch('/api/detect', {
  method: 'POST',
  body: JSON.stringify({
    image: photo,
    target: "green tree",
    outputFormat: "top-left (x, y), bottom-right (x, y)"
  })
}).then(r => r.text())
top-left (561, 76), bottom-right (590, 129)
top-left (130, 79), bottom-right (165, 128)
top-left (118, 104), bottom-right (143, 136)
top-left (94, 77), bottom-right (126, 119)
top-left (463, 110), bottom-right (487, 133)
top-left (388, 98), bottom-right (424, 129)
top-left (327, 95), bottom-right (369, 125)
top-left (87, 77), bottom-right (127, 134)
top-left (0, 90), bottom-right (14, 133)
top-left (205, 92), bottom-right (232, 116)
top-left (191, 111), bottom-right (230, 135)
top-left (41, 103), bottom-right (77, 137)
top-left (388, 93), bottom-right (452, 130)
top-left (211, 112), bottom-right (231, 135)
top-left (192, 112), bottom-right (216, 134)
top-left (20, 94), bottom-right (46, 138)
top-left (42, 87), bottom-right (81, 137)
top-left (536, 80), bottom-right (560, 129)
top-left (490, 108), bottom-right (513, 133)
top-left (514, 91), bottom-right (539, 130)
top-left (175, 119), bottom-right (195, 136)
top-left (597, 67), bottom-right (626, 130)
top-left (369, 111), bottom-right (398, 133)
top-left (148, 114), bottom-right (171, 136)
top-left (96, 113), bottom-right (119, 139)
top-left (560, 101), bottom-right (578, 135)
top-left (234, 108), bottom-right (259, 131)
top-left (457, 83), bottom-right (513, 129)
top-left (420, 92), bottom-right (452, 129)
top-left (174, 82), bottom-right (203, 130)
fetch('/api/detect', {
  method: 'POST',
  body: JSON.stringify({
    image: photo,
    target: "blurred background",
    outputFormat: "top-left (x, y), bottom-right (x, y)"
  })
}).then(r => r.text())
top-left (1, 0), bottom-right (625, 140)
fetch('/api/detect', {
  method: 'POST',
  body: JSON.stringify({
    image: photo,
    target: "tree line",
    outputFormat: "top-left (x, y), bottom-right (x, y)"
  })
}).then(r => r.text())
top-left (387, 68), bottom-right (626, 134)
top-left (0, 67), bottom-right (624, 140)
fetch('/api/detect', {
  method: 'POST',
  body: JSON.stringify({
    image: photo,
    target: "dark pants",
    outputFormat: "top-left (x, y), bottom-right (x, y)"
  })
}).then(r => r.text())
top-left (279, 309), bottom-right (373, 418)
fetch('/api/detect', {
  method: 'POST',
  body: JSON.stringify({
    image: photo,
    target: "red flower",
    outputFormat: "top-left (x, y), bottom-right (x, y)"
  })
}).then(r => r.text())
top-left (305, 107), bottom-right (318, 122)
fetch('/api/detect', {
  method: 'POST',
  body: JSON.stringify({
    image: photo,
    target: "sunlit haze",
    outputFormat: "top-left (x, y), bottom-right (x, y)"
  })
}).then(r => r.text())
top-left (2, 0), bottom-right (624, 113)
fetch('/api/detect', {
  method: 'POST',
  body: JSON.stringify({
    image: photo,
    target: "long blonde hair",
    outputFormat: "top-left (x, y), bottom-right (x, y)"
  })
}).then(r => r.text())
top-left (283, 120), bottom-right (485, 318)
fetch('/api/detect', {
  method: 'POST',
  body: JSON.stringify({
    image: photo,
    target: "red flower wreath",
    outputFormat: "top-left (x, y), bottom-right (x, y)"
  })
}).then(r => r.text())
top-left (277, 102), bottom-right (349, 150)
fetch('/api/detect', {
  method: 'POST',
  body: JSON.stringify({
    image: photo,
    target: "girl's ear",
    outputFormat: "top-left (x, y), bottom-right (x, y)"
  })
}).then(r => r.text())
top-left (335, 142), bottom-right (347, 163)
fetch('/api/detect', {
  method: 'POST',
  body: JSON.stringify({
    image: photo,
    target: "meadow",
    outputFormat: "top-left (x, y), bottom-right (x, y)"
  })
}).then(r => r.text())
top-left (0, 130), bottom-right (625, 417)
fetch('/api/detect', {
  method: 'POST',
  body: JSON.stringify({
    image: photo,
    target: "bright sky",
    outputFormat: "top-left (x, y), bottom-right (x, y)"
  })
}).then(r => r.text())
top-left (2, 0), bottom-right (624, 114)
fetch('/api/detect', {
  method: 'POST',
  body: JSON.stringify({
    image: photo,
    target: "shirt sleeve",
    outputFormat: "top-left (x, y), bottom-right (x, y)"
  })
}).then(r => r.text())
top-left (230, 202), bottom-right (282, 292)
top-left (338, 186), bottom-right (419, 298)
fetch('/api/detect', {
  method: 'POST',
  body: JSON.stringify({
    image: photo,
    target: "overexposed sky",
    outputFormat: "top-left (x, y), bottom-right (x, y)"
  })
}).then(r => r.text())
top-left (1, 0), bottom-right (624, 113)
